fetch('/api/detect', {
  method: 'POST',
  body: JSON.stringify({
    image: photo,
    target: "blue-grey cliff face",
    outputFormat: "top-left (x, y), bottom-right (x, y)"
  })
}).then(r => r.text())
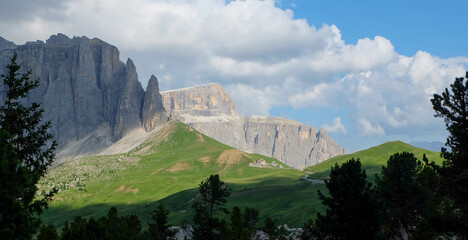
top-left (0, 34), bottom-right (167, 161)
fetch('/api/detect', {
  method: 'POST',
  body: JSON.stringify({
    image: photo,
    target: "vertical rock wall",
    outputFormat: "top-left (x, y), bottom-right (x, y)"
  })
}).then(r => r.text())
top-left (0, 34), bottom-right (166, 160)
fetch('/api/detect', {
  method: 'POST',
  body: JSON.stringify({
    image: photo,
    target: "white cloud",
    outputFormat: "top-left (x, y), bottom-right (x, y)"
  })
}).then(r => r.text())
top-left (0, 0), bottom-right (467, 143)
top-left (322, 117), bottom-right (347, 134)
top-left (358, 118), bottom-right (385, 137)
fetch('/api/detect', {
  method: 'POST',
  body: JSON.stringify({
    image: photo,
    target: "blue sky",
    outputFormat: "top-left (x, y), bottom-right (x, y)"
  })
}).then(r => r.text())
top-left (1, 0), bottom-right (467, 152)
top-left (273, 0), bottom-right (468, 151)
top-left (281, 0), bottom-right (468, 58)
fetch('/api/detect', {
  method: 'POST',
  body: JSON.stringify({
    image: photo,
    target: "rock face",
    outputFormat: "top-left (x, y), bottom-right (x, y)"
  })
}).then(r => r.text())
top-left (161, 84), bottom-right (347, 169)
top-left (142, 75), bottom-right (167, 131)
top-left (161, 83), bottom-right (238, 117)
top-left (0, 34), bottom-right (345, 167)
top-left (0, 34), bottom-right (167, 162)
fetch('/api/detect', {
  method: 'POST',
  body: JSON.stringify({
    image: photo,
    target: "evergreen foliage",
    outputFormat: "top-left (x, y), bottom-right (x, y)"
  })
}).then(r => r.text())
top-left (60, 207), bottom-right (142, 240)
top-left (298, 219), bottom-right (315, 240)
top-left (0, 53), bottom-right (57, 239)
top-left (37, 224), bottom-right (59, 240)
top-left (431, 71), bottom-right (468, 237)
top-left (228, 206), bottom-right (250, 240)
top-left (262, 216), bottom-right (277, 238)
top-left (191, 174), bottom-right (231, 240)
top-left (375, 152), bottom-right (426, 239)
top-left (242, 207), bottom-right (259, 233)
top-left (314, 158), bottom-right (380, 240)
top-left (148, 202), bottom-right (178, 240)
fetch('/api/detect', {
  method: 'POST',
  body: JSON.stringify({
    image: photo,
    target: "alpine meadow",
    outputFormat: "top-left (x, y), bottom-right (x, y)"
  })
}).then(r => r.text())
top-left (1, 1), bottom-right (468, 239)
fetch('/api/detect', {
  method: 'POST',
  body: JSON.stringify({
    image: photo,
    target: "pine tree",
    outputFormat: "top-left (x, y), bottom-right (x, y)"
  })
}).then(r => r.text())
top-left (375, 152), bottom-right (426, 239)
top-left (228, 207), bottom-right (250, 240)
top-left (0, 53), bottom-right (57, 239)
top-left (192, 174), bottom-right (231, 240)
top-left (314, 158), bottom-right (380, 240)
top-left (148, 202), bottom-right (178, 240)
top-left (37, 224), bottom-right (59, 240)
top-left (262, 216), bottom-right (279, 239)
top-left (431, 71), bottom-right (468, 237)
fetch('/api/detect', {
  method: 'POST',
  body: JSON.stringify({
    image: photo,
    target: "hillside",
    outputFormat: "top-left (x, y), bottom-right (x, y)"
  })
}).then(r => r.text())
top-left (161, 83), bottom-right (347, 169)
top-left (305, 141), bottom-right (444, 181)
top-left (39, 122), bottom-right (325, 228)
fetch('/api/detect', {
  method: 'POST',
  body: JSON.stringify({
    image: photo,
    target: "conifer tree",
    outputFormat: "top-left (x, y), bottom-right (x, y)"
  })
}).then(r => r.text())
top-left (37, 224), bottom-right (59, 240)
top-left (192, 174), bottom-right (231, 240)
top-left (148, 202), bottom-right (178, 240)
top-left (0, 53), bottom-right (57, 239)
top-left (314, 158), bottom-right (380, 240)
top-left (375, 152), bottom-right (426, 239)
top-left (431, 71), bottom-right (468, 237)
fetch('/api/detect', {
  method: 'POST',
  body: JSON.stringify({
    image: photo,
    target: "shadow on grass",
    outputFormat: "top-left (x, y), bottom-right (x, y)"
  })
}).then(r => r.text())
top-left (42, 176), bottom-right (327, 228)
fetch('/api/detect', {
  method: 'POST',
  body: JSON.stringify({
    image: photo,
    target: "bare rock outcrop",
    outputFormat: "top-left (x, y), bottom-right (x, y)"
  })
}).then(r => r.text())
top-left (161, 83), bottom-right (238, 117)
top-left (161, 85), bottom-right (347, 169)
top-left (142, 75), bottom-right (167, 131)
top-left (0, 34), bottom-right (166, 163)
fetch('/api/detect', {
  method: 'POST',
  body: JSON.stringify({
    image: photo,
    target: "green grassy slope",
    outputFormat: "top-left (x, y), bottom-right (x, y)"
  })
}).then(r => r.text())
top-left (305, 141), bottom-right (444, 182)
top-left (40, 122), bottom-right (324, 228)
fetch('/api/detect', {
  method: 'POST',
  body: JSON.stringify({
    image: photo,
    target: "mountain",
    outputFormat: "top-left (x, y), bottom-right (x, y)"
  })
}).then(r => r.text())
top-left (162, 83), bottom-right (238, 117)
top-left (161, 84), bottom-right (347, 169)
top-left (39, 122), bottom-right (325, 228)
top-left (0, 34), bottom-right (167, 163)
top-left (0, 34), bottom-right (345, 168)
top-left (305, 141), bottom-right (444, 181)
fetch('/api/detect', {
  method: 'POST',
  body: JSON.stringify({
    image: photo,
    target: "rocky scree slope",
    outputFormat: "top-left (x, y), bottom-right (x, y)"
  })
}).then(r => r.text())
top-left (0, 34), bottom-right (167, 163)
top-left (161, 84), bottom-right (347, 169)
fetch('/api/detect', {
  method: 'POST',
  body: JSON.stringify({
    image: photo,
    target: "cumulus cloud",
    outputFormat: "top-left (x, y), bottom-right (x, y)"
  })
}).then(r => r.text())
top-left (358, 118), bottom-right (385, 137)
top-left (0, 0), bottom-right (467, 140)
top-left (322, 118), bottom-right (347, 134)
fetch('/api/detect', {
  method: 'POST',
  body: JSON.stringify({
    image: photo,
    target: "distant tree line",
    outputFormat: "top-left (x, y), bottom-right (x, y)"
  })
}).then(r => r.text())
top-left (38, 204), bottom-right (173, 240)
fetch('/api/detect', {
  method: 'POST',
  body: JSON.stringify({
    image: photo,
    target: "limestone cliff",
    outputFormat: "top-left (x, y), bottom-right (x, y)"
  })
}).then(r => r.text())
top-left (161, 85), bottom-right (347, 169)
top-left (161, 83), bottom-right (238, 117)
top-left (142, 75), bottom-right (167, 131)
top-left (0, 34), bottom-right (345, 167)
top-left (0, 34), bottom-right (166, 163)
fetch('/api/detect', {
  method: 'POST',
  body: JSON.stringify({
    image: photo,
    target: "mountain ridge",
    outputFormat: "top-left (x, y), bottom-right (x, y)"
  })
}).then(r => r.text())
top-left (0, 33), bottom-right (345, 168)
top-left (306, 140), bottom-right (444, 181)
top-left (0, 33), bottom-right (168, 164)
top-left (161, 84), bottom-right (347, 169)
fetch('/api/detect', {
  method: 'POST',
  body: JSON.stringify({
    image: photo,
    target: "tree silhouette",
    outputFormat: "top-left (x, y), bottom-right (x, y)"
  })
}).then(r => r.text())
top-left (0, 53), bottom-right (57, 239)
top-left (192, 174), bottom-right (231, 240)
top-left (431, 71), bottom-right (468, 237)
top-left (376, 152), bottom-right (426, 239)
top-left (314, 158), bottom-right (380, 240)
top-left (148, 202), bottom-right (178, 240)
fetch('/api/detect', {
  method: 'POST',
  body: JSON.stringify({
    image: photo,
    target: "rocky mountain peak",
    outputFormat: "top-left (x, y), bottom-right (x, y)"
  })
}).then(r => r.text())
top-left (0, 34), bottom-right (345, 167)
top-left (0, 34), bottom-right (166, 163)
top-left (161, 83), bottom-right (238, 117)
top-left (46, 33), bottom-right (73, 45)
top-left (0, 37), bottom-right (16, 50)
top-left (162, 85), bottom-right (347, 169)
top-left (142, 75), bottom-right (167, 132)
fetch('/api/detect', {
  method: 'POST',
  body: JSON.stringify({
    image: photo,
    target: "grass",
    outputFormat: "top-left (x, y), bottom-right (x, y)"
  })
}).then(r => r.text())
top-left (305, 140), bottom-right (444, 182)
top-left (40, 122), bottom-right (324, 228)
top-left (40, 125), bottom-right (443, 229)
